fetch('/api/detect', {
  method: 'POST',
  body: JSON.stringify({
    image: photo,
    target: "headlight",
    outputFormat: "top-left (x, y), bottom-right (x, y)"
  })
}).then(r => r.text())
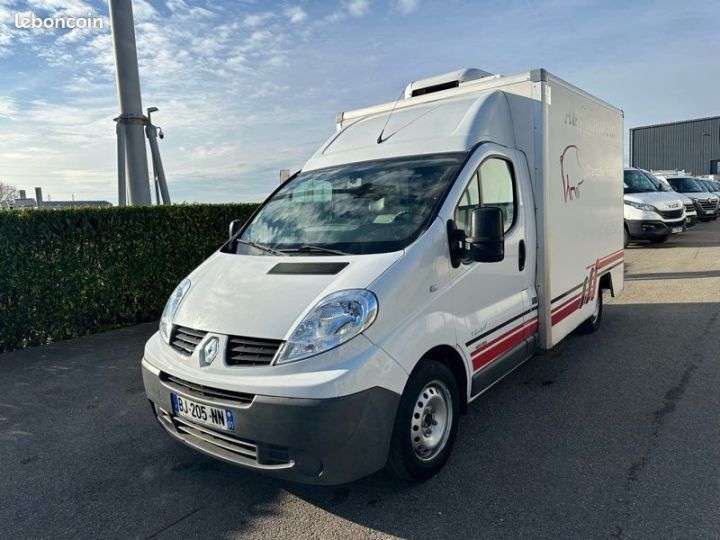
top-left (276, 289), bottom-right (378, 365)
top-left (624, 200), bottom-right (657, 212)
top-left (159, 278), bottom-right (191, 344)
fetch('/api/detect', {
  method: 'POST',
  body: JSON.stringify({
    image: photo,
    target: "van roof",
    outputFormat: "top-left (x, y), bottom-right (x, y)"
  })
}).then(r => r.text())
top-left (303, 90), bottom-right (515, 172)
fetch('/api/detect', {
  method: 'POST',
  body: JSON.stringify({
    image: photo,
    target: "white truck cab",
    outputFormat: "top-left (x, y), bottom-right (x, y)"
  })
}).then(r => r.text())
top-left (142, 68), bottom-right (624, 484)
top-left (623, 168), bottom-right (686, 246)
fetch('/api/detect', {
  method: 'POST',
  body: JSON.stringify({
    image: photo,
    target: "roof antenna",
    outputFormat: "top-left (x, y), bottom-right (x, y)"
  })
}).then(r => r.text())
top-left (377, 87), bottom-right (406, 144)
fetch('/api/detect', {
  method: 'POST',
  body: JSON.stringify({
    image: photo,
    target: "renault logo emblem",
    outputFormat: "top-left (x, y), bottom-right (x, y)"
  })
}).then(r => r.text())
top-left (200, 336), bottom-right (219, 366)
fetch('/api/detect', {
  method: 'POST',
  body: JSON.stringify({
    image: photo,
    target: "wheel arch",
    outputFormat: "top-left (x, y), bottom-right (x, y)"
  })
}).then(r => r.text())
top-left (414, 345), bottom-right (469, 414)
top-left (599, 271), bottom-right (614, 296)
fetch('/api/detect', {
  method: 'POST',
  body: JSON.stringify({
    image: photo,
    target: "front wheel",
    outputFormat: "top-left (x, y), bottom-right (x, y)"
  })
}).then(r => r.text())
top-left (387, 360), bottom-right (460, 481)
top-left (623, 228), bottom-right (630, 248)
top-left (578, 289), bottom-right (603, 334)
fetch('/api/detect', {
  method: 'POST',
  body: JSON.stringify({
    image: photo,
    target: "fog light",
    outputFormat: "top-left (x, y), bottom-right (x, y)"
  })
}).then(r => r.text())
top-left (201, 336), bottom-right (219, 365)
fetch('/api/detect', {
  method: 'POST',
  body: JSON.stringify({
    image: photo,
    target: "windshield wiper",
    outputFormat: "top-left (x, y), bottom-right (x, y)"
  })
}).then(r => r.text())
top-left (280, 245), bottom-right (350, 256)
top-left (236, 238), bottom-right (287, 256)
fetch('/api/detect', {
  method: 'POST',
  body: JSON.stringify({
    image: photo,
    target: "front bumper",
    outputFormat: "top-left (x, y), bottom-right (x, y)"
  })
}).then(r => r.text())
top-left (694, 202), bottom-right (719, 219)
top-left (626, 219), bottom-right (684, 240)
top-left (142, 360), bottom-right (400, 485)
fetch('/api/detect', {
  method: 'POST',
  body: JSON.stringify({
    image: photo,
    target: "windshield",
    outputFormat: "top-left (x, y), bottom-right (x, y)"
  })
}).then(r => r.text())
top-left (642, 171), bottom-right (670, 192)
top-left (624, 170), bottom-right (659, 193)
top-left (667, 177), bottom-right (703, 193)
top-left (699, 180), bottom-right (718, 192)
top-left (237, 154), bottom-right (466, 255)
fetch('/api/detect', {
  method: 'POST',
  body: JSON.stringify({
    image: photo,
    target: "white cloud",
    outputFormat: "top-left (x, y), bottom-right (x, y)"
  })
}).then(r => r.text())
top-left (0, 96), bottom-right (18, 119)
top-left (395, 0), bottom-right (419, 14)
top-left (285, 6), bottom-right (308, 24)
top-left (346, 0), bottom-right (369, 17)
top-left (243, 12), bottom-right (274, 27)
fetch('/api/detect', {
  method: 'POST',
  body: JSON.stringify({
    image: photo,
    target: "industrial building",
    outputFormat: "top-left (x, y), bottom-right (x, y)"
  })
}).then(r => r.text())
top-left (629, 115), bottom-right (720, 176)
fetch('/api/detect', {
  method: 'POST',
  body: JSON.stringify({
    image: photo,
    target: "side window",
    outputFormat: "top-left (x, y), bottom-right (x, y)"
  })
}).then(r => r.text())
top-left (479, 158), bottom-right (515, 232)
top-left (453, 172), bottom-right (480, 232)
top-left (453, 157), bottom-right (517, 235)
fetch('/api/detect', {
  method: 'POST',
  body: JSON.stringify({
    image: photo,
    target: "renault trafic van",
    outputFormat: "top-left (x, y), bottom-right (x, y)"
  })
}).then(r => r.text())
top-left (666, 176), bottom-right (719, 222)
top-left (142, 68), bottom-right (624, 484)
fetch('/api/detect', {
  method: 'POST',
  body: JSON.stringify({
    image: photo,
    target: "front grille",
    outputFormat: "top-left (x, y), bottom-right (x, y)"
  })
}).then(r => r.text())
top-left (226, 336), bottom-right (283, 366)
top-left (170, 326), bottom-right (207, 355)
top-left (155, 405), bottom-right (292, 466)
top-left (685, 204), bottom-right (696, 213)
top-left (699, 200), bottom-right (717, 211)
top-left (657, 208), bottom-right (683, 220)
top-left (160, 372), bottom-right (254, 405)
top-left (173, 414), bottom-right (259, 460)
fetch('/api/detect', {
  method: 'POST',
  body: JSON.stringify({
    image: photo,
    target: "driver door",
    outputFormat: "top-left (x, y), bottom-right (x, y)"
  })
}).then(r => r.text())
top-left (444, 144), bottom-right (534, 395)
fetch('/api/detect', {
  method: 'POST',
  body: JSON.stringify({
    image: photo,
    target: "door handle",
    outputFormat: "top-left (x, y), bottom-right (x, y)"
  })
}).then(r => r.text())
top-left (518, 240), bottom-right (526, 272)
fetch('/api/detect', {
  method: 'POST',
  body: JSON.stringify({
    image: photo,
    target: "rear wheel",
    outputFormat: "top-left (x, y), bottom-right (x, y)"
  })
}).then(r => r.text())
top-left (578, 289), bottom-right (603, 334)
top-left (387, 360), bottom-right (459, 481)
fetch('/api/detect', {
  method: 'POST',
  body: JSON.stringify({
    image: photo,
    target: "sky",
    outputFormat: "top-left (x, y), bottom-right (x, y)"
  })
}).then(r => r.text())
top-left (0, 0), bottom-right (718, 204)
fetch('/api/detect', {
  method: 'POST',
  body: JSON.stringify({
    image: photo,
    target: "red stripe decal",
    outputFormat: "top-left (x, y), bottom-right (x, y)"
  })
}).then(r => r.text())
top-left (471, 317), bottom-right (536, 357)
top-left (471, 317), bottom-right (538, 371)
top-left (598, 249), bottom-right (623, 265)
top-left (551, 297), bottom-right (582, 325)
top-left (551, 293), bottom-right (582, 314)
top-left (598, 252), bottom-right (623, 268)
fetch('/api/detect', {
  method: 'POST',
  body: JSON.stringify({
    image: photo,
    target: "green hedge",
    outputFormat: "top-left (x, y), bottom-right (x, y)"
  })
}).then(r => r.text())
top-left (0, 204), bottom-right (258, 352)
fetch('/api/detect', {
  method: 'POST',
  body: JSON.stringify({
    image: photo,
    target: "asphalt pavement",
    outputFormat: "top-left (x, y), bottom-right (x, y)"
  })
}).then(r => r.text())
top-left (1, 221), bottom-right (719, 539)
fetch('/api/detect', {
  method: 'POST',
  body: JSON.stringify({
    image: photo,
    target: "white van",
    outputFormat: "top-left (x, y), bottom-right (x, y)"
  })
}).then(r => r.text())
top-left (666, 176), bottom-right (720, 222)
top-left (642, 171), bottom-right (697, 227)
top-left (623, 168), bottom-right (686, 245)
top-left (142, 68), bottom-right (624, 484)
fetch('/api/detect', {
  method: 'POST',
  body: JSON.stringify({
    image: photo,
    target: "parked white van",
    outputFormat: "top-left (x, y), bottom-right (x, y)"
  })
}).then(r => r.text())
top-left (666, 176), bottom-right (719, 222)
top-left (142, 68), bottom-right (624, 484)
top-left (623, 168), bottom-right (686, 245)
top-left (642, 170), bottom-right (697, 227)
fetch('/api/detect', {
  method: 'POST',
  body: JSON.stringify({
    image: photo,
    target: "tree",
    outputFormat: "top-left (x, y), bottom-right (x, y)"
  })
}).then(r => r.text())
top-left (0, 181), bottom-right (19, 208)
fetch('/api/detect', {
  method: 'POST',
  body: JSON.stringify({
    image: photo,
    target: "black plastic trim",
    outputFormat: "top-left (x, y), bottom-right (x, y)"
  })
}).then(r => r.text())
top-left (268, 262), bottom-right (349, 275)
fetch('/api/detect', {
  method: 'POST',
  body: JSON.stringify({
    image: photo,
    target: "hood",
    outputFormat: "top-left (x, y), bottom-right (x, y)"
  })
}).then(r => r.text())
top-left (624, 191), bottom-right (684, 210)
top-left (173, 251), bottom-right (402, 340)
top-left (672, 190), bottom-right (718, 201)
top-left (669, 192), bottom-right (694, 205)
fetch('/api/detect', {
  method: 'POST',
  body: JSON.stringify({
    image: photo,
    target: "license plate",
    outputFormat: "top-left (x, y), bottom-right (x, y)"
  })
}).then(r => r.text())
top-left (671, 226), bottom-right (683, 234)
top-left (171, 393), bottom-right (235, 431)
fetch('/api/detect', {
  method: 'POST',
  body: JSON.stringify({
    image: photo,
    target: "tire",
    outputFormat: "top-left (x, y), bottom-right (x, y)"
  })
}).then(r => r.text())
top-left (387, 360), bottom-right (460, 482)
top-left (578, 289), bottom-right (603, 334)
top-left (650, 236), bottom-right (669, 244)
top-left (700, 218), bottom-right (712, 222)
top-left (623, 228), bottom-right (630, 248)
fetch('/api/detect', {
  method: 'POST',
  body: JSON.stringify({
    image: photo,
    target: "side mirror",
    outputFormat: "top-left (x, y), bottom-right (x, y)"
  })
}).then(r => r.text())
top-left (229, 219), bottom-right (243, 240)
top-left (466, 207), bottom-right (505, 262)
